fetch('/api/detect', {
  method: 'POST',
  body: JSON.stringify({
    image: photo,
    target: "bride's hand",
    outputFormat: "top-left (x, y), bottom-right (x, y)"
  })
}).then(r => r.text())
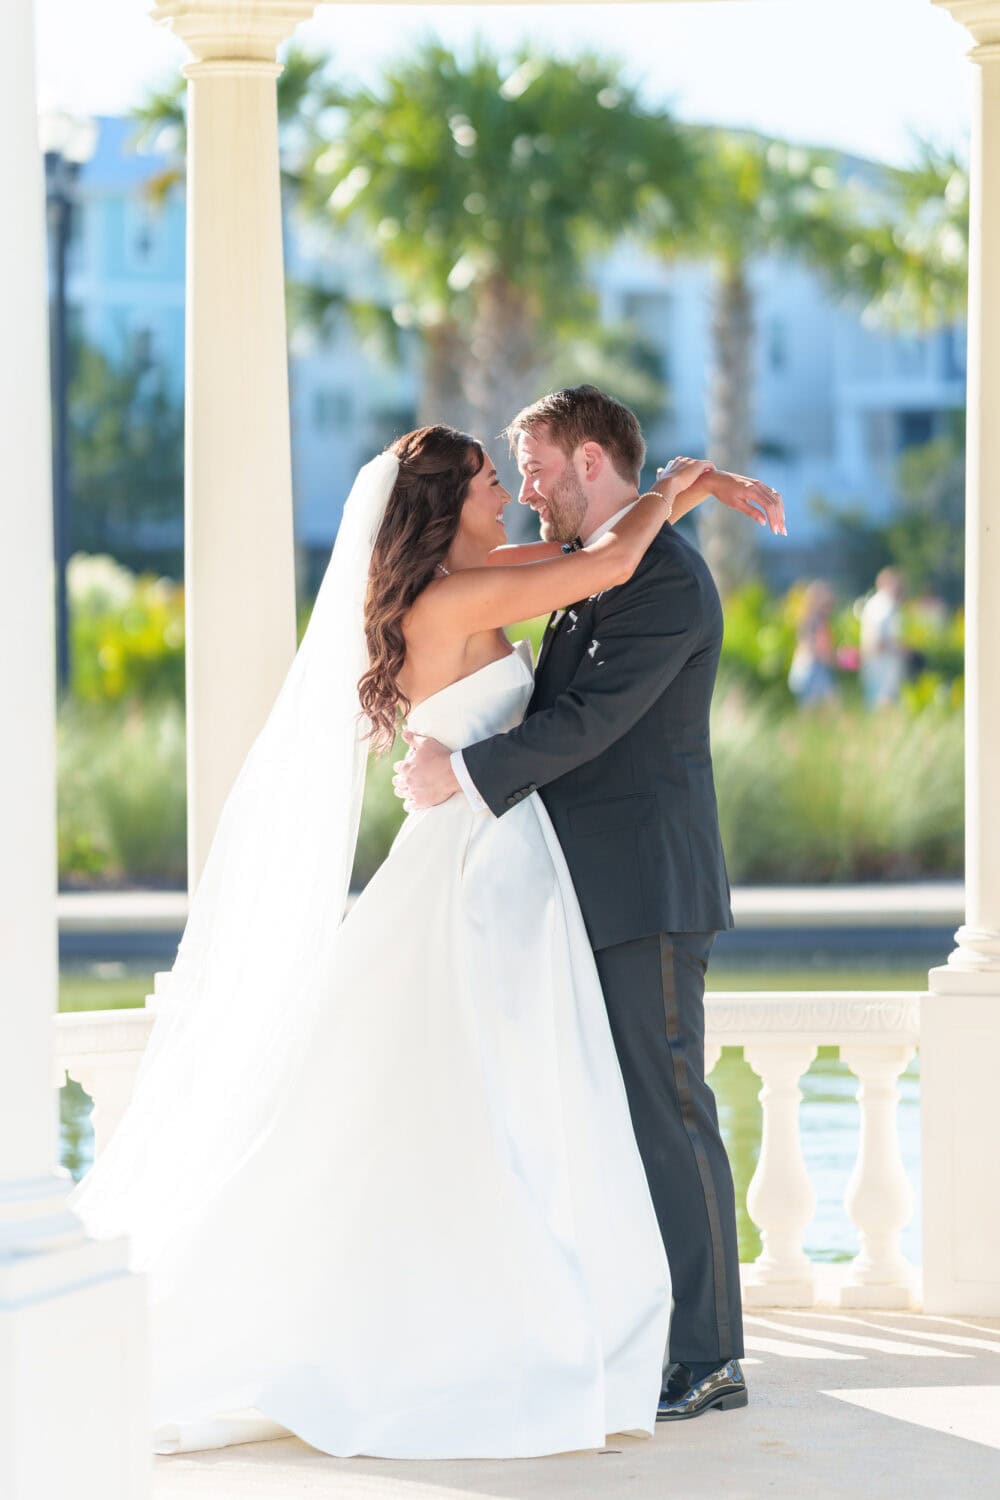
top-left (710, 468), bottom-right (787, 535)
top-left (654, 457), bottom-right (787, 536)
top-left (645, 456), bottom-right (716, 510)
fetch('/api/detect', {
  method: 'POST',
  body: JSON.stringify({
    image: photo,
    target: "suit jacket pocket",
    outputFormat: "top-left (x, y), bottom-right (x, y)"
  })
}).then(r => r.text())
top-left (567, 793), bottom-right (658, 838)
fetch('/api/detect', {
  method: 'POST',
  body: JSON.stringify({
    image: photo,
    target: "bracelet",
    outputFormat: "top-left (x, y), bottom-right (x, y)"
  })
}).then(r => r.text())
top-left (560, 535), bottom-right (584, 554)
top-left (638, 488), bottom-right (674, 518)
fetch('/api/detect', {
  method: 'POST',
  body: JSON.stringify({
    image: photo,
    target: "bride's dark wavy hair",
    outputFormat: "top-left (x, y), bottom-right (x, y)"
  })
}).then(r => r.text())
top-left (359, 424), bottom-right (485, 752)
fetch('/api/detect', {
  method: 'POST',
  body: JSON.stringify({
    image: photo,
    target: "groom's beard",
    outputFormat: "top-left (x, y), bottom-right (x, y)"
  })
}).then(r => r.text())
top-left (539, 466), bottom-right (589, 545)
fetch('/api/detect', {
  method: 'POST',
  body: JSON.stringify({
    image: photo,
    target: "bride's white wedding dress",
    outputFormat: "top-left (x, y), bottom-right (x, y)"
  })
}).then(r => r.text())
top-left (106, 635), bottom-right (671, 1459)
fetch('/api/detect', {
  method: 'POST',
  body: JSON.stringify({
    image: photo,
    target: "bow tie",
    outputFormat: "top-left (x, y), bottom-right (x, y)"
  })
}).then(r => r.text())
top-left (549, 536), bottom-right (585, 628)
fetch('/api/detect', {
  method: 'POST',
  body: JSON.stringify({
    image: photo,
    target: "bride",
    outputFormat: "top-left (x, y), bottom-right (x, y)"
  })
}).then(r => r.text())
top-left (69, 425), bottom-right (714, 1460)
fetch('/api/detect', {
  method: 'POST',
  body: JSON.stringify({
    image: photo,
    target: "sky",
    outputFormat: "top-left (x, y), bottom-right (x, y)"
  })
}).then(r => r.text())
top-left (34, 0), bottom-right (972, 170)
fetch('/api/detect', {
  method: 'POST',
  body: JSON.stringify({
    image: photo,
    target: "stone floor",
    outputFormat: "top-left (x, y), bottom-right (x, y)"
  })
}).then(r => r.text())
top-left (152, 1310), bottom-right (1000, 1499)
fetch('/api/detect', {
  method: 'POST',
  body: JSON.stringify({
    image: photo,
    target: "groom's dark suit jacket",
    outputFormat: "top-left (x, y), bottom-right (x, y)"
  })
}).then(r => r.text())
top-left (462, 520), bottom-right (735, 952)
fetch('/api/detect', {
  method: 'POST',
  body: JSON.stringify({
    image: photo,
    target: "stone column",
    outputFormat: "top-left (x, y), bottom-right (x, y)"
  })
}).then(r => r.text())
top-left (924, 0), bottom-right (1000, 1313)
top-left (0, 8), bottom-right (148, 1498)
top-left (150, 1), bottom-right (316, 889)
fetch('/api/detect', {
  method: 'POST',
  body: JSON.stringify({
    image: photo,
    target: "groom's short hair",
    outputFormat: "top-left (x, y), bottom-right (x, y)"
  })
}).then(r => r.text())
top-left (503, 385), bottom-right (646, 486)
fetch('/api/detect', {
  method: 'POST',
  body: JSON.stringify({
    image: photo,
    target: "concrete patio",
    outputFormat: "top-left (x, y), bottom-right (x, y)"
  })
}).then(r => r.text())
top-left (151, 1310), bottom-right (1000, 1499)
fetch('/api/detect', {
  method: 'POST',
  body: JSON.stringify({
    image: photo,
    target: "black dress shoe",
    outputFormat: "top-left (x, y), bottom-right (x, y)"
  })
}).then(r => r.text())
top-left (657, 1359), bottom-right (748, 1421)
top-left (661, 1361), bottom-right (694, 1402)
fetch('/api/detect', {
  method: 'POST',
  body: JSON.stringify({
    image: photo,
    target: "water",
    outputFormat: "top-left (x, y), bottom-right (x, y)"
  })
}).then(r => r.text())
top-left (711, 1047), bottom-right (921, 1265)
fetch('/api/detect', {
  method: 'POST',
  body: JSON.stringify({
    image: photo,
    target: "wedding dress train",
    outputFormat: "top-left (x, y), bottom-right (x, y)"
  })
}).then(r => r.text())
top-left (78, 636), bottom-right (671, 1459)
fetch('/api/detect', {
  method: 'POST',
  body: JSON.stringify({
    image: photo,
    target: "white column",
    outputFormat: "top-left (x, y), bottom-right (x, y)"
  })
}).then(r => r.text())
top-left (742, 1042), bottom-right (818, 1307)
top-left (150, 1), bottom-right (316, 889)
top-left (839, 1042), bottom-right (917, 1309)
top-left (0, 8), bottom-right (148, 1498)
top-left (924, 0), bottom-right (1000, 1314)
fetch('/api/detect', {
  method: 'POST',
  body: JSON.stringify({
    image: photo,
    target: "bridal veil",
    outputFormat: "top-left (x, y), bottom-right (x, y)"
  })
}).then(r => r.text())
top-left (69, 451), bottom-right (400, 1285)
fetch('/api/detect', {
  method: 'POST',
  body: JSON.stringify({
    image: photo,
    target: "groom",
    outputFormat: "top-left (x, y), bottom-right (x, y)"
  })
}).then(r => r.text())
top-left (396, 384), bottom-right (785, 1420)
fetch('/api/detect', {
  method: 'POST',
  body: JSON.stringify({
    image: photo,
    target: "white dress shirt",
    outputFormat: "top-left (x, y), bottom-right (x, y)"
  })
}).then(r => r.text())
top-left (450, 502), bottom-right (640, 813)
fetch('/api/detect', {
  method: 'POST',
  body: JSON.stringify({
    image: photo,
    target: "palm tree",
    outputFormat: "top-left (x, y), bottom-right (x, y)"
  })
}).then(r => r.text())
top-left (646, 129), bottom-right (966, 596)
top-left (310, 42), bottom-right (698, 463)
top-left (860, 140), bottom-right (968, 329)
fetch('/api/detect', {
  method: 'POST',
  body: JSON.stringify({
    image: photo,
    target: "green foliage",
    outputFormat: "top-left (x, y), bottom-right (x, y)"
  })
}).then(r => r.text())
top-left (55, 681), bottom-right (962, 889)
top-left (717, 583), bottom-right (799, 698)
top-left (809, 420), bottom-right (967, 608)
top-left (56, 573), bottom-right (962, 887)
top-left (69, 340), bottom-right (184, 576)
top-left (712, 692), bottom-right (963, 882)
top-left (313, 42), bottom-right (693, 326)
top-left (862, 140), bottom-right (969, 332)
top-left (659, 129), bottom-right (869, 284)
top-left (718, 577), bottom-right (962, 702)
top-left (68, 554), bottom-right (185, 704)
top-left (57, 697), bottom-right (187, 886)
top-left (891, 413), bottom-right (966, 604)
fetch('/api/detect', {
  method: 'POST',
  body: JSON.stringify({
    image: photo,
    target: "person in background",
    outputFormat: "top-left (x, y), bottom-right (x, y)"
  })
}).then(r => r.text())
top-left (788, 579), bottom-right (838, 706)
top-left (859, 566), bottom-right (907, 708)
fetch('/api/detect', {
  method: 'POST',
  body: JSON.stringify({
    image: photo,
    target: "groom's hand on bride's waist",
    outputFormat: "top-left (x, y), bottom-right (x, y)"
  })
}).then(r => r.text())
top-left (393, 730), bottom-right (459, 812)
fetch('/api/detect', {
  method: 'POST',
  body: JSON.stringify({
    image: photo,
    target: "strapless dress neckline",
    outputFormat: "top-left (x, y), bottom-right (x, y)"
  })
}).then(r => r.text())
top-left (407, 636), bottom-right (533, 723)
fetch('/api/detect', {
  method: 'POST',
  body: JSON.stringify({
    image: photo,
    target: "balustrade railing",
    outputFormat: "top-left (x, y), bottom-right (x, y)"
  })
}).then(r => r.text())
top-left (55, 988), bottom-right (922, 1310)
top-left (708, 992), bottom-right (920, 1309)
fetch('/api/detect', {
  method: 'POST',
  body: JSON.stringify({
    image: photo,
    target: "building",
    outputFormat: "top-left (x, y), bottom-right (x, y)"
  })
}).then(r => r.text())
top-left (62, 114), bottom-right (965, 586)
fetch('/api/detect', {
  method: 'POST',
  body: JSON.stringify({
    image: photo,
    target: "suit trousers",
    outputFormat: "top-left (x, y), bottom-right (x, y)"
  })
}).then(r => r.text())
top-left (593, 930), bottom-right (744, 1371)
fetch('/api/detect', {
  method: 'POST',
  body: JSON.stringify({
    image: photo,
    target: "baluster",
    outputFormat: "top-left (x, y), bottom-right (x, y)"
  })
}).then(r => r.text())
top-left (742, 1041), bottom-right (818, 1306)
top-left (63, 1056), bottom-right (142, 1161)
top-left (838, 1041), bottom-right (917, 1308)
top-left (705, 1040), bottom-right (722, 1076)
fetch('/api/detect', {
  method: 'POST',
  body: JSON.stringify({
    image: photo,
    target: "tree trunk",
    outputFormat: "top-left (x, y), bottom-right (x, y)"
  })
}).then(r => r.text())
top-left (419, 320), bottom-right (474, 435)
top-left (461, 276), bottom-right (548, 539)
top-left (701, 261), bottom-right (759, 597)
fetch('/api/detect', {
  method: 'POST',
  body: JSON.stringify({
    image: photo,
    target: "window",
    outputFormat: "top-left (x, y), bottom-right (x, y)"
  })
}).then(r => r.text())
top-left (897, 410), bottom-right (935, 451)
top-left (621, 290), bottom-right (672, 383)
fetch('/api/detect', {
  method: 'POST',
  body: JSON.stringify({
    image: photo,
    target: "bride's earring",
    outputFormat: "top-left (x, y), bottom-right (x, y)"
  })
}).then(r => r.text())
top-left (436, 562), bottom-right (451, 577)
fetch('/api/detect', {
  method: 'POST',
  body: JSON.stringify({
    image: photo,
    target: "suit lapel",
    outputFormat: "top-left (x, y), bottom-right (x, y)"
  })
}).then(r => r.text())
top-left (534, 598), bottom-right (589, 684)
top-left (535, 611), bottom-right (561, 679)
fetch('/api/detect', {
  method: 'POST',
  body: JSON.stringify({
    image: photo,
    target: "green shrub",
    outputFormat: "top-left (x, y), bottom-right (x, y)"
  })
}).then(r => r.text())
top-left (712, 691), bottom-right (963, 882)
top-left (68, 553), bottom-right (185, 705)
top-left (55, 602), bottom-right (963, 889)
top-left (718, 580), bottom-right (963, 703)
top-left (58, 698), bottom-right (187, 886)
